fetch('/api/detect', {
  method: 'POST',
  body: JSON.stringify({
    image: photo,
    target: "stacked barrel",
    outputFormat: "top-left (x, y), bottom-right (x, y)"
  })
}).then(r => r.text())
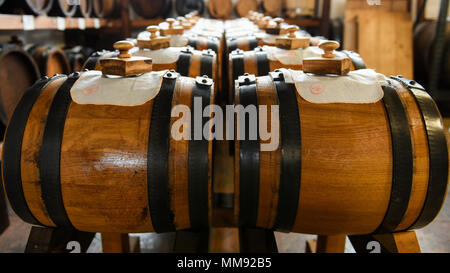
top-left (1, 11), bottom-right (448, 243)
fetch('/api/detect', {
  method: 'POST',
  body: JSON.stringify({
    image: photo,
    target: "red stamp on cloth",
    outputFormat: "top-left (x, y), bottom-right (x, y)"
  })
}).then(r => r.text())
top-left (309, 82), bottom-right (325, 95)
top-left (81, 84), bottom-right (99, 96)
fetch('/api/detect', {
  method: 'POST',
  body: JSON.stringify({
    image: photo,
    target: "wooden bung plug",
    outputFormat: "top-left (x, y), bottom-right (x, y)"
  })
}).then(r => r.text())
top-left (100, 41), bottom-right (152, 77)
top-left (303, 40), bottom-right (351, 76)
top-left (137, 26), bottom-right (170, 50)
top-left (266, 17), bottom-right (287, 35)
top-left (177, 17), bottom-right (192, 30)
top-left (161, 18), bottom-right (184, 36)
top-left (275, 25), bottom-right (310, 50)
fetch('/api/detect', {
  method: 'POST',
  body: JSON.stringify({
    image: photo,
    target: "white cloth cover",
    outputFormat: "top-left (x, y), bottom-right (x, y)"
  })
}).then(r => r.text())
top-left (277, 68), bottom-right (387, 104)
top-left (70, 70), bottom-right (167, 106)
top-left (133, 47), bottom-right (181, 64)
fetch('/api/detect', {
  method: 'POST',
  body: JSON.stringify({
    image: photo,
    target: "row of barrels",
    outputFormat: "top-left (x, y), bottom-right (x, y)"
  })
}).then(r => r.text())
top-left (0, 0), bottom-right (195, 19)
top-left (0, 0), bottom-right (117, 18)
top-left (0, 42), bottom-right (93, 126)
top-left (1, 12), bottom-right (448, 237)
top-left (0, 0), bottom-right (317, 19)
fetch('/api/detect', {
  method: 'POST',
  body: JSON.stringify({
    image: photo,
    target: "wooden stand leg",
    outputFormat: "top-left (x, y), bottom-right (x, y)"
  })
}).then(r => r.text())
top-left (25, 226), bottom-right (95, 253)
top-left (173, 229), bottom-right (210, 253)
top-left (348, 231), bottom-right (421, 253)
top-left (209, 228), bottom-right (239, 253)
top-left (239, 228), bottom-right (278, 253)
top-left (101, 232), bottom-right (141, 253)
top-left (305, 235), bottom-right (346, 253)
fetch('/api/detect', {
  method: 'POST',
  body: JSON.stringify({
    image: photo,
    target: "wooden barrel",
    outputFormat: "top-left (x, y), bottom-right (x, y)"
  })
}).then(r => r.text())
top-left (0, 0), bottom-right (53, 15)
top-left (0, 44), bottom-right (40, 125)
top-left (284, 0), bottom-right (316, 18)
top-left (413, 21), bottom-right (450, 90)
top-left (262, 0), bottom-right (281, 17)
top-left (76, 0), bottom-right (92, 18)
top-left (0, 163), bottom-right (9, 235)
top-left (234, 72), bottom-right (449, 235)
top-left (208, 0), bottom-right (233, 19)
top-left (236, 0), bottom-right (259, 18)
top-left (2, 72), bottom-right (214, 233)
top-left (92, 0), bottom-right (120, 18)
top-left (65, 46), bottom-right (94, 72)
top-left (130, 0), bottom-right (170, 19)
top-left (175, 0), bottom-right (204, 16)
top-left (28, 45), bottom-right (71, 77)
top-left (186, 36), bottom-right (223, 102)
top-left (49, 0), bottom-right (77, 17)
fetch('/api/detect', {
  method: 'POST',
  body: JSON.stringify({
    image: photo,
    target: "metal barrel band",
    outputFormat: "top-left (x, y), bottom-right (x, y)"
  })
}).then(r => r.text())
top-left (2, 75), bottom-right (64, 226)
top-left (176, 51), bottom-right (192, 77)
top-left (273, 79), bottom-right (302, 232)
top-left (391, 76), bottom-right (449, 230)
top-left (147, 76), bottom-right (178, 233)
top-left (238, 81), bottom-right (260, 227)
top-left (375, 85), bottom-right (414, 233)
top-left (40, 73), bottom-right (81, 228)
top-left (188, 81), bottom-right (212, 230)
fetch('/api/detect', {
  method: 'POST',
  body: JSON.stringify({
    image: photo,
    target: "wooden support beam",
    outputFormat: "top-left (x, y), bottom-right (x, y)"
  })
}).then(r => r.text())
top-left (349, 231), bottom-right (421, 253)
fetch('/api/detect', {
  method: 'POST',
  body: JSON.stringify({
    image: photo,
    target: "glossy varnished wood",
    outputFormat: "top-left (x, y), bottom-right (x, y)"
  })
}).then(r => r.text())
top-left (234, 75), bottom-right (441, 235)
top-left (21, 77), bottom-right (67, 227)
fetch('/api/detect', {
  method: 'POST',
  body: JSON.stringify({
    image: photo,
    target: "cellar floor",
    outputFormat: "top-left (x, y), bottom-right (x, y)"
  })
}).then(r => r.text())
top-left (1, 120), bottom-right (450, 253)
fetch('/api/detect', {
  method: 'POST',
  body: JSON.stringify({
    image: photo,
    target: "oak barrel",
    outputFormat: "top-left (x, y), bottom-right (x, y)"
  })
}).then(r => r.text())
top-left (236, 0), bottom-right (259, 18)
top-left (28, 45), bottom-right (71, 77)
top-left (208, 0), bottom-right (233, 19)
top-left (0, 0), bottom-right (53, 15)
top-left (176, 0), bottom-right (204, 16)
top-left (0, 165), bottom-right (9, 235)
top-left (92, 0), bottom-right (120, 18)
top-left (130, 0), bottom-right (171, 19)
top-left (49, 0), bottom-right (77, 17)
top-left (261, 0), bottom-right (282, 17)
top-left (76, 0), bottom-right (93, 18)
top-left (2, 71), bottom-right (214, 233)
top-left (414, 21), bottom-right (450, 90)
top-left (234, 72), bottom-right (449, 235)
top-left (65, 46), bottom-right (94, 72)
top-left (0, 44), bottom-right (40, 125)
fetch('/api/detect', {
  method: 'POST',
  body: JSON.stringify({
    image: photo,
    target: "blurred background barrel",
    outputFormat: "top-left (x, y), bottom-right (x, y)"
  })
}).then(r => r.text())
top-left (208, 0), bottom-right (233, 19)
top-left (0, 174), bottom-right (8, 236)
top-left (414, 20), bottom-right (450, 90)
top-left (49, 0), bottom-right (77, 17)
top-left (236, 0), bottom-right (259, 18)
top-left (93, 0), bottom-right (120, 18)
top-left (261, 0), bottom-right (282, 17)
top-left (76, 0), bottom-right (93, 18)
top-left (0, 44), bottom-right (40, 126)
top-left (64, 46), bottom-right (94, 72)
top-left (27, 45), bottom-right (71, 77)
top-left (1, 0), bottom-right (54, 15)
top-left (130, 0), bottom-right (171, 19)
top-left (175, 0), bottom-right (204, 16)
